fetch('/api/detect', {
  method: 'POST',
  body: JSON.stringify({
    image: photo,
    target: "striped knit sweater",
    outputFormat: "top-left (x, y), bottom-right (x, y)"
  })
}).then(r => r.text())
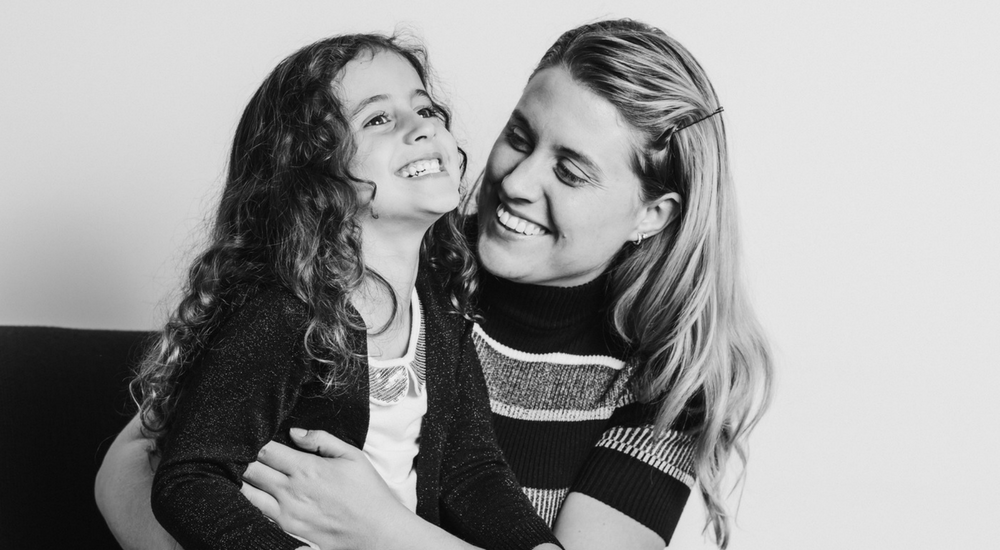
top-left (474, 270), bottom-right (696, 545)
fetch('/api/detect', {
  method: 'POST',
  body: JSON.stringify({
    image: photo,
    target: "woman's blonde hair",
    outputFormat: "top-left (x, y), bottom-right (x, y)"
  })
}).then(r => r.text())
top-left (535, 19), bottom-right (773, 547)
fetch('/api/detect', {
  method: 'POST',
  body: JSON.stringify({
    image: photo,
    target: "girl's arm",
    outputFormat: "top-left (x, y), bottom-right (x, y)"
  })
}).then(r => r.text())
top-left (94, 413), bottom-right (181, 550)
top-left (434, 335), bottom-right (561, 549)
top-left (150, 290), bottom-right (314, 550)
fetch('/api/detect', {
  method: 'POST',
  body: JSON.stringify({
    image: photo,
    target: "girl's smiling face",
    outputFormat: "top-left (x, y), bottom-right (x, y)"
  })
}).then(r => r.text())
top-left (339, 50), bottom-right (461, 226)
top-left (477, 66), bottom-right (663, 287)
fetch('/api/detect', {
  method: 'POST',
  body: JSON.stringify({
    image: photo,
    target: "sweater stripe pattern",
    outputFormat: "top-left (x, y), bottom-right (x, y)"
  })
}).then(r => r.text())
top-left (475, 271), bottom-right (696, 544)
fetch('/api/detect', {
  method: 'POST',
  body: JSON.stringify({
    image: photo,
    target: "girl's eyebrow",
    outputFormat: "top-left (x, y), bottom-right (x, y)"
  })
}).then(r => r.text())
top-left (349, 89), bottom-right (431, 120)
top-left (350, 94), bottom-right (388, 119)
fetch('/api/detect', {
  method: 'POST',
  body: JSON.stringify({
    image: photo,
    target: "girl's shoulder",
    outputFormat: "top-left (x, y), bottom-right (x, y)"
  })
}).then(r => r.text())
top-left (216, 285), bottom-right (311, 338)
top-left (416, 261), bottom-right (454, 308)
top-left (416, 261), bottom-right (471, 335)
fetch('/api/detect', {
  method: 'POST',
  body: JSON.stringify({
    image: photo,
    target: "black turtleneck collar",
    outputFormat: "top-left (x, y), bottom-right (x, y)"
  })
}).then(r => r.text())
top-left (475, 269), bottom-right (627, 358)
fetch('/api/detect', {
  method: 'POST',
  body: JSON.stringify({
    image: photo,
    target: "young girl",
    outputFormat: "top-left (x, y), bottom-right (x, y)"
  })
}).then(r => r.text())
top-left (133, 34), bottom-right (560, 550)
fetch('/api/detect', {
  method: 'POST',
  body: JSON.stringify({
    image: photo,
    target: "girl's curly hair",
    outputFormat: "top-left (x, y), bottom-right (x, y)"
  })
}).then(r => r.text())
top-left (131, 33), bottom-right (477, 454)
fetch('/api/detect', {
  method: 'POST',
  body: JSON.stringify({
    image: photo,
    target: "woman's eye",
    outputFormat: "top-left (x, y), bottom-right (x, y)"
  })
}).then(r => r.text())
top-left (364, 113), bottom-right (390, 127)
top-left (504, 127), bottom-right (531, 153)
top-left (554, 161), bottom-right (588, 186)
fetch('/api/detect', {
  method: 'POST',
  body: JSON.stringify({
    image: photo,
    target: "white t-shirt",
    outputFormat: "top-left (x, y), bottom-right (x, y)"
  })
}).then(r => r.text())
top-left (363, 289), bottom-right (426, 512)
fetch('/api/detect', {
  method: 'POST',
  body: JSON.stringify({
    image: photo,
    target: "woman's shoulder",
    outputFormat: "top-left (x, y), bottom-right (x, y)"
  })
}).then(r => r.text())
top-left (614, 377), bottom-right (706, 434)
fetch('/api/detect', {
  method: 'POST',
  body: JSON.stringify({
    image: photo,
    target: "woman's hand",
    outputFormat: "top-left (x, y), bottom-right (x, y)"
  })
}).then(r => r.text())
top-left (241, 428), bottom-right (409, 550)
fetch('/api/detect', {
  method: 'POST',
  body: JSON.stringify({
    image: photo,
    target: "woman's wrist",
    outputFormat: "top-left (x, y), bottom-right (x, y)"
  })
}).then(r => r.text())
top-left (373, 509), bottom-right (484, 550)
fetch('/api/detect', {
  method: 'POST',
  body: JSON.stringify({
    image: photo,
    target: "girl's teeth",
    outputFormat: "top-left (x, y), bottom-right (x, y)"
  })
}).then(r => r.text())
top-left (399, 159), bottom-right (442, 178)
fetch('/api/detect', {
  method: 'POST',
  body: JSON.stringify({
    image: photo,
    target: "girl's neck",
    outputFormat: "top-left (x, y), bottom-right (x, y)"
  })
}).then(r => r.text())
top-left (352, 217), bottom-right (428, 359)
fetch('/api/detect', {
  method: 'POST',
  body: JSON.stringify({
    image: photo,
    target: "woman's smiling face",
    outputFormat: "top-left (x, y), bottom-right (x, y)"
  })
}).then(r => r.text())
top-left (477, 66), bottom-right (651, 287)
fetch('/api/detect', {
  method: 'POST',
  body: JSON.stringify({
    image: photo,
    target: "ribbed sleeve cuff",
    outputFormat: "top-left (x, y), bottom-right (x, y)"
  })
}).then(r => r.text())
top-left (572, 447), bottom-right (691, 545)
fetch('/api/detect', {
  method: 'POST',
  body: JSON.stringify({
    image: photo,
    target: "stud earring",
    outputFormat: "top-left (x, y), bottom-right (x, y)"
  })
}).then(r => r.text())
top-left (633, 233), bottom-right (646, 245)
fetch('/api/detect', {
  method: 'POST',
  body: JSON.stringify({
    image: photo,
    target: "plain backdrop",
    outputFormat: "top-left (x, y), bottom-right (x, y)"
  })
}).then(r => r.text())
top-left (2, 1), bottom-right (998, 548)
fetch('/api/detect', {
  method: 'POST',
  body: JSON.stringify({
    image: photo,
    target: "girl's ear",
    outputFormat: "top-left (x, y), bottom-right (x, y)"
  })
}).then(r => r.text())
top-left (633, 192), bottom-right (682, 240)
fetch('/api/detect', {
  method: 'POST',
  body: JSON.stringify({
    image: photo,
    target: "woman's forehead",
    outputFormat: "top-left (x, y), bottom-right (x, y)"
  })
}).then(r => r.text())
top-left (516, 67), bottom-right (640, 173)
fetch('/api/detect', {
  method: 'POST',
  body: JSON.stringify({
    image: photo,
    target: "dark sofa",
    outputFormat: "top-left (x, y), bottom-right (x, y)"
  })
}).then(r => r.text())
top-left (0, 326), bottom-right (152, 549)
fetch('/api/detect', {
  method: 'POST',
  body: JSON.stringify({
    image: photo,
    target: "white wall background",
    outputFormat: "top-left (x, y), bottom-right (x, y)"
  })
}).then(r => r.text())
top-left (2, 1), bottom-right (997, 548)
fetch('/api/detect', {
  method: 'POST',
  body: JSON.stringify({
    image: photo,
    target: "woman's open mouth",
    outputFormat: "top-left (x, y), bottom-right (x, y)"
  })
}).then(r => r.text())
top-left (495, 204), bottom-right (548, 236)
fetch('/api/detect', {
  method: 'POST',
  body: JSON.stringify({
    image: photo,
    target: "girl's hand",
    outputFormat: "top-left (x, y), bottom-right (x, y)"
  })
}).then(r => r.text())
top-left (241, 429), bottom-right (409, 550)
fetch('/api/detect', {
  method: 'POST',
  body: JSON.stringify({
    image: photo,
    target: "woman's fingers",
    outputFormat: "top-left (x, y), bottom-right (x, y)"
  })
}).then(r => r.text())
top-left (243, 459), bottom-right (288, 493)
top-left (255, 440), bottom-right (309, 475)
top-left (288, 428), bottom-right (355, 459)
top-left (240, 480), bottom-right (280, 519)
top-left (254, 431), bottom-right (356, 477)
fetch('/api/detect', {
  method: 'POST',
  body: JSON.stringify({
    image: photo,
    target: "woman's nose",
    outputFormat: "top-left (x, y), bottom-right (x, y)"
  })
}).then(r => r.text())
top-left (403, 113), bottom-right (437, 143)
top-left (498, 154), bottom-right (544, 203)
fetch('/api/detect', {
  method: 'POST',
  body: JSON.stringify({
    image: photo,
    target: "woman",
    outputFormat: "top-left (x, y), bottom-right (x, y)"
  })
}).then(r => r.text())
top-left (96, 19), bottom-right (772, 550)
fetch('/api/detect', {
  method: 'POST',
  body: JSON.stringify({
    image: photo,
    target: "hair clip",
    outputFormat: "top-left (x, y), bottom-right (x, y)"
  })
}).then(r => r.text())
top-left (676, 106), bottom-right (724, 132)
top-left (653, 106), bottom-right (724, 149)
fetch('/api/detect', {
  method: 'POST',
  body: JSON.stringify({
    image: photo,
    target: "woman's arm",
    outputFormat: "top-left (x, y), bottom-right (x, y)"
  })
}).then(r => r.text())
top-left (94, 413), bottom-right (181, 550)
top-left (243, 430), bottom-right (484, 550)
top-left (553, 404), bottom-right (697, 549)
top-left (242, 432), bottom-right (560, 550)
top-left (552, 493), bottom-right (665, 550)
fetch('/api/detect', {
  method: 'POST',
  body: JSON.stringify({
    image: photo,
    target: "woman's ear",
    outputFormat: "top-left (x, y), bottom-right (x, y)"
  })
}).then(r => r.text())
top-left (634, 192), bottom-right (682, 239)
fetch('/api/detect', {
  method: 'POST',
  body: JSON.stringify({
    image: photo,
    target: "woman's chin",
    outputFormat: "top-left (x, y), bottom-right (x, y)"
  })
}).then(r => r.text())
top-left (476, 230), bottom-right (537, 283)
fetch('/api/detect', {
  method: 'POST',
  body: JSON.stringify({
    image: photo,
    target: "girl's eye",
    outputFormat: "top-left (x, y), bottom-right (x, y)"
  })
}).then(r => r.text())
top-left (364, 113), bottom-right (390, 128)
top-left (417, 106), bottom-right (441, 119)
top-left (554, 161), bottom-right (588, 187)
top-left (504, 126), bottom-right (531, 153)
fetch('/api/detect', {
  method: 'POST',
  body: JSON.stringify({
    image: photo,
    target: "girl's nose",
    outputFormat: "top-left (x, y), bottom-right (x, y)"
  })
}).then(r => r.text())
top-left (403, 112), bottom-right (437, 144)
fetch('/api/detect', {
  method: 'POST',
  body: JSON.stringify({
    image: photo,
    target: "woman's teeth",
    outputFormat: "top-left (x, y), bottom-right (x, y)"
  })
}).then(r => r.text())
top-left (496, 204), bottom-right (545, 236)
top-left (397, 159), bottom-right (442, 178)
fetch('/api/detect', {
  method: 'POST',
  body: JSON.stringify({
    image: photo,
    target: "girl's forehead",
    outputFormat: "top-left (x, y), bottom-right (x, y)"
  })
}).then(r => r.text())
top-left (337, 51), bottom-right (423, 98)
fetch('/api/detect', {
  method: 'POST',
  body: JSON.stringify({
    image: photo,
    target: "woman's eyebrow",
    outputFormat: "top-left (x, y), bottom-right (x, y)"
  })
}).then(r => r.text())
top-left (509, 110), bottom-right (535, 137)
top-left (554, 145), bottom-right (602, 178)
top-left (511, 108), bottom-right (603, 178)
